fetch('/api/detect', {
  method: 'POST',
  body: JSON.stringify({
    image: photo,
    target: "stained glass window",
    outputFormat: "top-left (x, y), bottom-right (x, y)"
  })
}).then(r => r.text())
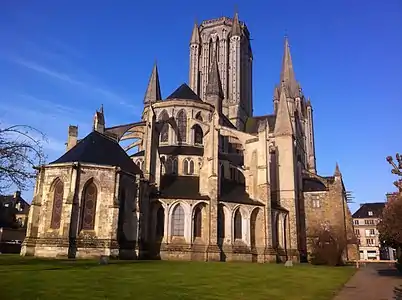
top-left (50, 179), bottom-right (64, 229)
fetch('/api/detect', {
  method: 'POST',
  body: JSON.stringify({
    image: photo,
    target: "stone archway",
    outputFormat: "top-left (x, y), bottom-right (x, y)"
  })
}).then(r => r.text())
top-left (150, 201), bottom-right (165, 259)
top-left (250, 207), bottom-right (265, 262)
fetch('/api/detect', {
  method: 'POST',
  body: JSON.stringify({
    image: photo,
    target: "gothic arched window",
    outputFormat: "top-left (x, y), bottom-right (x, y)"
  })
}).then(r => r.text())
top-left (50, 179), bottom-right (64, 229)
top-left (177, 109), bottom-right (187, 143)
top-left (183, 158), bottom-right (195, 175)
top-left (194, 125), bottom-right (203, 145)
top-left (193, 206), bottom-right (202, 238)
top-left (218, 205), bottom-right (225, 239)
top-left (81, 180), bottom-right (97, 231)
top-left (172, 157), bottom-right (178, 174)
top-left (156, 206), bottom-right (165, 238)
top-left (159, 110), bottom-right (169, 143)
top-left (234, 209), bottom-right (242, 240)
top-left (172, 205), bottom-right (185, 236)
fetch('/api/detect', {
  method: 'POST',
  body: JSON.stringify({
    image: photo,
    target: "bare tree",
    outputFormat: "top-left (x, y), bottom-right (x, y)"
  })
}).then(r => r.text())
top-left (0, 124), bottom-right (47, 194)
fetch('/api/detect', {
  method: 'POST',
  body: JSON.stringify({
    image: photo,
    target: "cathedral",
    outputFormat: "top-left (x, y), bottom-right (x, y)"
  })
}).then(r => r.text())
top-left (21, 13), bottom-right (358, 262)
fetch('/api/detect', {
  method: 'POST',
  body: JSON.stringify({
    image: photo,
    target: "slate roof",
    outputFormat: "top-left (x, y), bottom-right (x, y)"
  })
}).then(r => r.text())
top-left (244, 115), bottom-right (276, 134)
top-left (50, 131), bottom-right (142, 175)
top-left (220, 179), bottom-right (263, 206)
top-left (352, 202), bottom-right (386, 219)
top-left (159, 175), bottom-right (209, 200)
top-left (303, 177), bottom-right (328, 192)
top-left (166, 83), bottom-right (202, 102)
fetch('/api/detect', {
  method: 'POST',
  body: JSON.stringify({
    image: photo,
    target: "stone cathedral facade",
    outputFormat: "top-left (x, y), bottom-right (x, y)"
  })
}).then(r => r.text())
top-left (21, 13), bottom-right (358, 262)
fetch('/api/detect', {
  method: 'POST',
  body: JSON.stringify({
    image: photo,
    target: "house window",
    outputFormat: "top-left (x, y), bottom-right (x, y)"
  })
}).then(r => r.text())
top-left (183, 158), bottom-right (195, 175)
top-left (369, 229), bottom-right (375, 235)
top-left (366, 238), bottom-right (374, 245)
top-left (365, 220), bottom-right (375, 225)
top-left (81, 180), bottom-right (97, 231)
top-left (193, 125), bottom-right (203, 145)
top-left (354, 220), bottom-right (359, 225)
top-left (312, 199), bottom-right (320, 208)
top-left (177, 109), bottom-right (187, 143)
top-left (50, 179), bottom-right (64, 229)
top-left (355, 229), bottom-right (360, 236)
top-left (234, 209), bottom-right (242, 240)
top-left (172, 205), bottom-right (185, 236)
top-left (158, 110), bottom-right (169, 143)
top-left (368, 211), bottom-right (373, 216)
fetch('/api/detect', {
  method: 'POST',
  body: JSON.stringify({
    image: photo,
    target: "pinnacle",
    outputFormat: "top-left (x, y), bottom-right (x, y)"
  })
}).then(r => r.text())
top-left (231, 11), bottom-right (242, 37)
top-left (334, 162), bottom-right (341, 176)
top-left (190, 20), bottom-right (200, 45)
top-left (274, 82), bottom-right (293, 136)
top-left (144, 63), bottom-right (162, 104)
top-left (205, 52), bottom-right (224, 99)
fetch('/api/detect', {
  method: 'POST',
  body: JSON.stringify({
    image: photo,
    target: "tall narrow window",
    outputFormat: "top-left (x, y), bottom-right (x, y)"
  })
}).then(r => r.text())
top-left (183, 158), bottom-right (194, 175)
top-left (50, 179), bottom-right (64, 229)
top-left (156, 206), bottom-right (165, 238)
top-left (177, 109), bottom-right (187, 143)
top-left (172, 157), bottom-right (178, 174)
top-left (218, 205), bottom-right (225, 239)
top-left (81, 180), bottom-right (97, 230)
top-left (159, 110), bottom-right (169, 143)
top-left (234, 209), bottom-right (242, 240)
top-left (172, 205), bottom-right (185, 236)
top-left (193, 206), bottom-right (202, 238)
top-left (194, 125), bottom-right (203, 145)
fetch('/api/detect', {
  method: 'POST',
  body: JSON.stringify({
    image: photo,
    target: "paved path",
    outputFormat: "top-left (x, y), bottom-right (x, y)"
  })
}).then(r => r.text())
top-left (333, 263), bottom-right (402, 300)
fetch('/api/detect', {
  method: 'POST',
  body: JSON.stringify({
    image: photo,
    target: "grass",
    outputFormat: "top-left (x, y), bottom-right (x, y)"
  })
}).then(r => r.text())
top-left (0, 255), bottom-right (355, 300)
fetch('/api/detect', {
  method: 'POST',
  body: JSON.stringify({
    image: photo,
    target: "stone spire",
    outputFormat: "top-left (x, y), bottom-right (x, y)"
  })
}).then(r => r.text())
top-left (190, 20), bottom-right (200, 45)
top-left (231, 11), bottom-right (242, 37)
top-left (274, 82), bottom-right (293, 136)
top-left (206, 52), bottom-right (224, 99)
top-left (334, 162), bottom-right (341, 177)
top-left (144, 62), bottom-right (162, 104)
top-left (205, 52), bottom-right (223, 112)
top-left (280, 36), bottom-right (299, 98)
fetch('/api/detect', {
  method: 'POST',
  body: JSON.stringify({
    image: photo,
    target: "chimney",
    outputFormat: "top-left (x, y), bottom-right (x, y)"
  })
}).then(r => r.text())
top-left (66, 125), bottom-right (78, 151)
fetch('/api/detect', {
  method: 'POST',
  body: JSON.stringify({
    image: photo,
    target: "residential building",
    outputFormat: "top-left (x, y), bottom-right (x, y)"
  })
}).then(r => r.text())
top-left (352, 202), bottom-right (393, 260)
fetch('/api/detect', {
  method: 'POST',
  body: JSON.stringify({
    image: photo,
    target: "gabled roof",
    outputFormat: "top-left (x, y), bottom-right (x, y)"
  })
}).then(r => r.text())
top-left (352, 202), bottom-right (386, 219)
top-left (166, 83), bottom-right (202, 101)
top-left (50, 131), bottom-right (142, 175)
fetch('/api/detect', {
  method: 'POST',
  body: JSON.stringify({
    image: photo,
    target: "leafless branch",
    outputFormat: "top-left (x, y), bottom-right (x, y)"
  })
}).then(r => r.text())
top-left (0, 123), bottom-right (47, 194)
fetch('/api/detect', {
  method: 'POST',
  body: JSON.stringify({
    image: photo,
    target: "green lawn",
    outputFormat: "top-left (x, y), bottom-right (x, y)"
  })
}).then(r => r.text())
top-left (0, 255), bottom-right (355, 300)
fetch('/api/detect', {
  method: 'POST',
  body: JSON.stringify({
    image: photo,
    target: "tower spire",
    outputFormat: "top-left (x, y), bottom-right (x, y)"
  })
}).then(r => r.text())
top-left (206, 52), bottom-right (224, 99)
top-left (144, 62), bottom-right (162, 104)
top-left (190, 20), bottom-right (200, 45)
top-left (274, 82), bottom-right (293, 136)
top-left (334, 162), bottom-right (341, 177)
top-left (280, 36), bottom-right (298, 98)
top-left (231, 10), bottom-right (242, 37)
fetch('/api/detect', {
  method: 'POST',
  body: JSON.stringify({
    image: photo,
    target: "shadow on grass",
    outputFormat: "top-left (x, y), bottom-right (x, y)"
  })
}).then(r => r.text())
top-left (0, 255), bottom-right (157, 272)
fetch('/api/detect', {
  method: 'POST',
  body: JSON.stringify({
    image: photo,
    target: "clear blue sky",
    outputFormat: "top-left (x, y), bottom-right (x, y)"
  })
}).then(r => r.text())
top-left (0, 0), bottom-right (401, 213)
